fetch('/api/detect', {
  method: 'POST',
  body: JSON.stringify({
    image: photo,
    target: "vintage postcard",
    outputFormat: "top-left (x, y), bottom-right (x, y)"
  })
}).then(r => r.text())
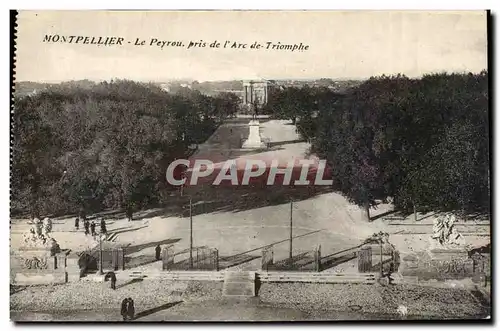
top-left (10, 10), bottom-right (491, 321)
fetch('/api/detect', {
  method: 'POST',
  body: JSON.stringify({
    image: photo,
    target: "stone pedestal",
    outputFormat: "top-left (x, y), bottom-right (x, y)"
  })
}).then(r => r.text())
top-left (400, 248), bottom-right (476, 282)
top-left (222, 271), bottom-right (256, 297)
top-left (430, 248), bottom-right (468, 260)
top-left (66, 252), bottom-right (83, 282)
top-left (242, 120), bottom-right (266, 149)
top-left (11, 247), bottom-right (68, 285)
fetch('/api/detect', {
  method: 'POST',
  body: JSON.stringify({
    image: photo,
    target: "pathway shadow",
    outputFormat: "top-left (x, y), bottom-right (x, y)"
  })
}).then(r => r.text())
top-left (267, 138), bottom-right (306, 148)
top-left (172, 246), bottom-right (208, 256)
top-left (319, 252), bottom-right (357, 271)
top-left (116, 278), bottom-right (144, 289)
top-left (109, 225), bottom-right (149, 236)
top-left (271, 252), bottom-right (314, 270)
top-left (124, 238), bottom-right (181, 255)
top-left (133, 301), bottom-right (183, 320)
top-left (124, 255), bottom-right (158, 269)
top-left (131, 185), bottom-right (334, 221)
top-left (218, 254), bottom-right (260, 270)
top-left (183, 185), bottom-right (334, 218)
top-left (90, 209), bottom-right (129, 220)
top-left (138, 205), bottom-right (184, 220)
top-left (216, 228), bottom-right (323, 267)
top-left (209, 147), bottom-right (285, 161)
top-left (370, 210), bottom-right (399, 222)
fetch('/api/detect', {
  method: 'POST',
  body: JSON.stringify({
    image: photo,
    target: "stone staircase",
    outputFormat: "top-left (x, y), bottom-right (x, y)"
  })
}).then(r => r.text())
top-left (222, 271), bottom-right (256, 298)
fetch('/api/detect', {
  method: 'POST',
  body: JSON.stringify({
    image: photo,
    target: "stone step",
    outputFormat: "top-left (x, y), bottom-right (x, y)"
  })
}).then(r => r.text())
top-left (224, 274), bottom-right (255, 282)
top-left (222, 271), bottom-right (256, 297)
top-left (223, 283), bottom-right (255, 297)
top-left (224, 271), bottom-right (255, 281)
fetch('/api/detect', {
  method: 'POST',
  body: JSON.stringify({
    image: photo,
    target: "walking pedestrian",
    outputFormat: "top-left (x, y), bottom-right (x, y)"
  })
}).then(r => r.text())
top-left (105, 271), bottom-right (117, 290)
top-left (155, 245), bottom-right (162, 261)
top-left (100, 218), bottom-right (107, 235)
top-left (121, 298), bottom-right (129, 321)
top-left (111, 272), bottom-right (117, 290)
top-left (74, 217), bottom-right (80, 231)
top-left (127, 297), bottom-right (135, 321)
top-left (84, 219), bottom-right (90, 235)
top-left (126, 207), bottom-right (133, 222)
top-left (90, 221), bottom-right (96, 237)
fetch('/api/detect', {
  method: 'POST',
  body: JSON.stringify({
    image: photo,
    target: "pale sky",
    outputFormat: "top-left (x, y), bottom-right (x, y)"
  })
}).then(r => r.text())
top-left (15, 10), bottom-right (488, 82)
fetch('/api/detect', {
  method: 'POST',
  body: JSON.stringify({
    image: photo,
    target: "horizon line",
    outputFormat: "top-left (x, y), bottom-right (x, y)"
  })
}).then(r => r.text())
top-left (15, 69), bottom-right (487, 85)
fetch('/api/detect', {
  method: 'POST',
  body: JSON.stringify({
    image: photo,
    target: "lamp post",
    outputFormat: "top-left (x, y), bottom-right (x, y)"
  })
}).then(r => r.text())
top-left (189, 197), bottom-right (193, 268)
top-left (181, 194), bottom-right (194, 269)
top-left (379, 238), bottom-right (383, 278)
top-left (289, 200), bottom-right (293, 260)
top-left (180, 167), bottom-right (187, 197)
top-left (98, 234), bottom-right (103, 275)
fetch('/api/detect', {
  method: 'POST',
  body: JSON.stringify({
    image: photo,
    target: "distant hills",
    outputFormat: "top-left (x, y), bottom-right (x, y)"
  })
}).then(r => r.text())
top-left (272, 79), bottom-right (362, 93)
top-left (14, 78), bottom-right (363, 98)
top-left (14, 80), bottom-right (97, 97)
top-left (158, 80), bottom-right (244, 96)
top-left (158, 79), bottom-right (363, 95)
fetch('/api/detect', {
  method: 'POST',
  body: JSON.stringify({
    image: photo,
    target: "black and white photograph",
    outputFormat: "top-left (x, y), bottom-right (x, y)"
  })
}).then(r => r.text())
top-left (9, 10), bottom-right (491, 321)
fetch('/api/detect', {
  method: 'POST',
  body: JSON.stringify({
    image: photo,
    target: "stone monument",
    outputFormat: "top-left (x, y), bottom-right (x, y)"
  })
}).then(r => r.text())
top-left (21, 225), bottom-right (60, 253)
top-left (430, 213), bottom-right (467, 260)
top-left (242, 120), bottom-right (267, 149)
top-left (399, 214), bottom-right (481, 283)
top-left (431, 213), bottom-right (463, 248)
top-left (11, 218), bottom-right (66, 285)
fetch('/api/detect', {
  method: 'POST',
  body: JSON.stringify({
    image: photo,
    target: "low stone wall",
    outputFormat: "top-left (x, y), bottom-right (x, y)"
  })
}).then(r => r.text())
top-left (10, 249), bottom-right (69, 285)
top-left (13, 271), bottom-right (67, 285)
top-left (399, 249), bottom-right (490, 282)
top-left (13, 245), bottom-right (128, 285)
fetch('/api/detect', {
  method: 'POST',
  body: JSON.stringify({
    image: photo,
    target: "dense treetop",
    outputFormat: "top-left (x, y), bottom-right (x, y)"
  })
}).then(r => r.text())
top-left (264, 71), bottom-right (489, 217)
top-left (12, 72), bottom-right (490, 220)
top-left (11, 80), bottom-right (240, 217)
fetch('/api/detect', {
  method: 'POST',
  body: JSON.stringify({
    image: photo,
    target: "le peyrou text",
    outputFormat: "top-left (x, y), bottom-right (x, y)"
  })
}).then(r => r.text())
top-left (43, 35), bottom-right (310, 52)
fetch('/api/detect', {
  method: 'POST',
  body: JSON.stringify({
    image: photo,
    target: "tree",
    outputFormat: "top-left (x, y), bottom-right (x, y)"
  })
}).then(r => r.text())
top-left (214, 92), bottom-right (241, 119)
top-left (395, 71), bottom-right (489, 214)
top-left (312, 72), bottom-right (489, 219)
top-left (11, 79), bottom-right (233, 218)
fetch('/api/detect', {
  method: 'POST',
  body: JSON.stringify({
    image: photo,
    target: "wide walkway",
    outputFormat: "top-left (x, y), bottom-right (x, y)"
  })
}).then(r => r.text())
top-left (10, 118), bottom-right (388, 272)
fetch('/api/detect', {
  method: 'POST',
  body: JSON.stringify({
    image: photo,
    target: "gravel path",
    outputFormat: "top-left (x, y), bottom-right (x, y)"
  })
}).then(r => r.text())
top-left (10, 280), bottom-right (223, 312)
top-left (11, 280), bottom-right (490, 321)
top-left (258, 283), bottom-right (490, 319)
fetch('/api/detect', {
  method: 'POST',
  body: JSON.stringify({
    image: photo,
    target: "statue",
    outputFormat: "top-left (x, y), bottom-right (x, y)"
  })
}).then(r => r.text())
top-left (242, 119), bottom-right (266, 149)
top-left (21, 219), bottom-right (60, 255)
top-left (431, 213), bottom-right (463, 248)
top-left (32, 217), bottom-right (43, 237)
top-left (22, 227), bottom-right (37, 244)
top-left (42, 217), bottom-right (52, 238)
